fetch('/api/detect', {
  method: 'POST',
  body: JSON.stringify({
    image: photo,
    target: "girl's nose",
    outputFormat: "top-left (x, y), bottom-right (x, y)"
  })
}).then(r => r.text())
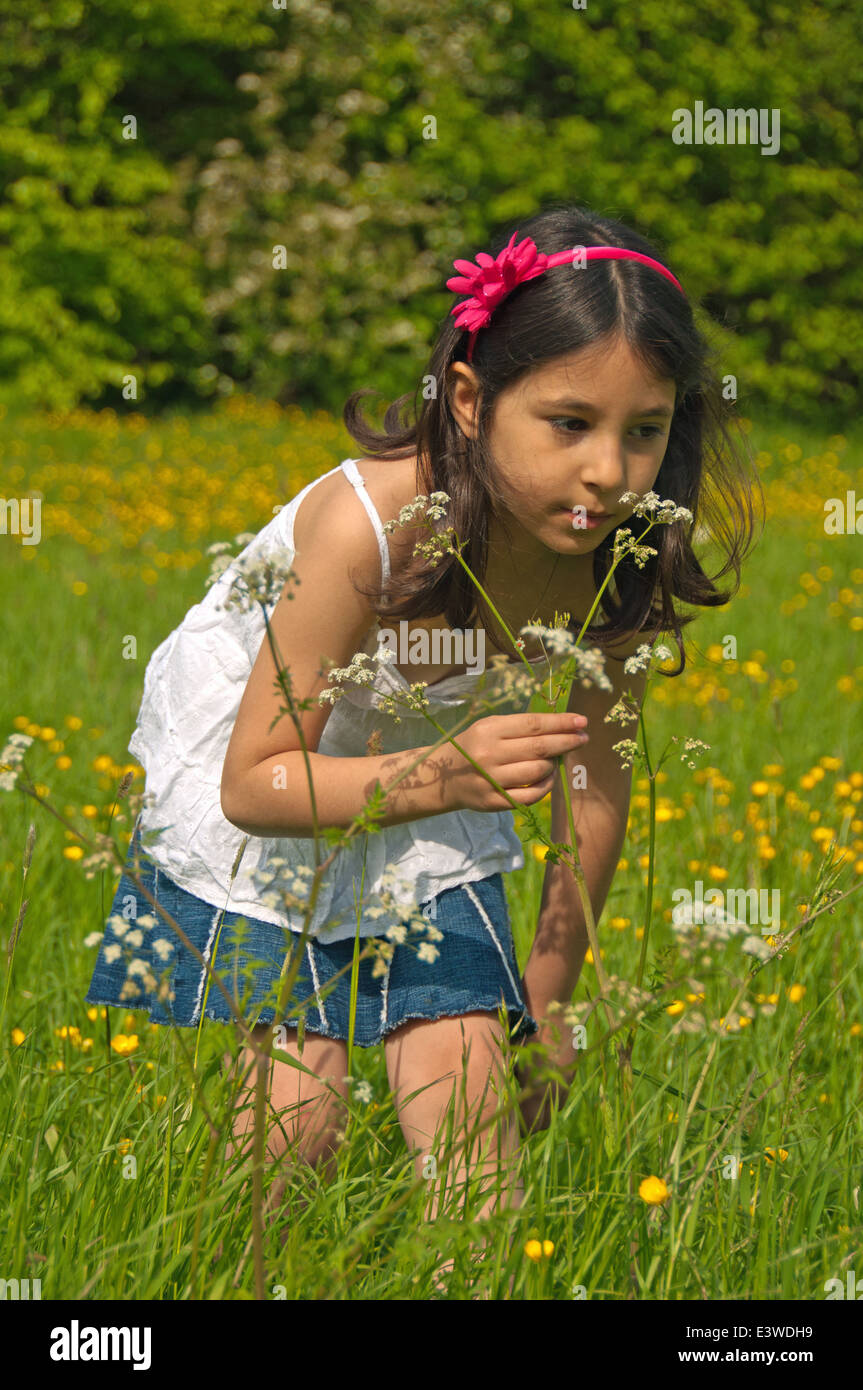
top-left (577, 435), bottom-right (627, 494)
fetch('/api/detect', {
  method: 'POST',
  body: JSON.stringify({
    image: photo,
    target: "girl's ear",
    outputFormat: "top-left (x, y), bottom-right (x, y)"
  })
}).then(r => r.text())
top-left (446, 362), bottom-right (481, 440)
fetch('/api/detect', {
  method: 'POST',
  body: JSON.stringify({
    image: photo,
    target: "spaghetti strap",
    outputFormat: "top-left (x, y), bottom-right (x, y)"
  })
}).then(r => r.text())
top-left (340, 459), bottom-right (391, 588)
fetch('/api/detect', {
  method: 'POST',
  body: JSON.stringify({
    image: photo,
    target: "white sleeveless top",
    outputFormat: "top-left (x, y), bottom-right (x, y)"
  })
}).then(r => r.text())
top-left (129, 457), bottom-right (561, 943)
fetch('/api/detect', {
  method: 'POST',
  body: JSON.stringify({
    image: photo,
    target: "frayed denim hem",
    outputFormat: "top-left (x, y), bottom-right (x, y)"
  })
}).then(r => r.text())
top-left (87, 994), bottom-right (538, 1048)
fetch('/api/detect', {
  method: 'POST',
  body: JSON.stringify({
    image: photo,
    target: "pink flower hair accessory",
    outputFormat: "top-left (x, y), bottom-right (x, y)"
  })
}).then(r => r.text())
top-left (447, 231), bottom-right (686, 362)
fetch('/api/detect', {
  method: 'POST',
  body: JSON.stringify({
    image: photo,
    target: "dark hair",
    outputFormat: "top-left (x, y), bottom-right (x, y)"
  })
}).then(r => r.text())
top-left (342, 202), bottom-right (765, 675)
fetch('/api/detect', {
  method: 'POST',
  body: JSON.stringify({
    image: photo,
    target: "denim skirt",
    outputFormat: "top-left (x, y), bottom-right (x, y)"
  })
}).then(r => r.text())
top-left (84, 830), bottom-right (539, 1048)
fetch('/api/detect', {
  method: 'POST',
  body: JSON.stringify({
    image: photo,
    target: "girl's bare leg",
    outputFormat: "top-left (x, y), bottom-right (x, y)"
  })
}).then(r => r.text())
top-left (384, 1011), bottom-right (523, 1298)
top-left (222, 1023), bottom-right (351, 1235)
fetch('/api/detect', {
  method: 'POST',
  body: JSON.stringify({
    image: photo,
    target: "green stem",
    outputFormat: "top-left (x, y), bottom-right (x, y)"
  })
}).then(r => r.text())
top-left (632, 698), bottom-right (657, 998)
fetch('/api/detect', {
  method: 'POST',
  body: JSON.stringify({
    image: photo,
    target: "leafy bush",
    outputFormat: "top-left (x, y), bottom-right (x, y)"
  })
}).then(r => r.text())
top-left (0, 0), bottom-right (858, 420)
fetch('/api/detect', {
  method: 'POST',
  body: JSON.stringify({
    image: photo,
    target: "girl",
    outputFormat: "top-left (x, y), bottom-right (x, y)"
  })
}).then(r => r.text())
top-left (85, 203), bottom-right (759, 1287)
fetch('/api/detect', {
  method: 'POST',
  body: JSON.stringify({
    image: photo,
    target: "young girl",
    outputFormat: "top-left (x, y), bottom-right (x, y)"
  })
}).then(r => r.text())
top-left (85, 203), bottom-right (758, 1283)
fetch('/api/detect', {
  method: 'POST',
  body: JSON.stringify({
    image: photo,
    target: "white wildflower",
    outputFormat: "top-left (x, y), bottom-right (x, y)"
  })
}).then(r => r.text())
top-left (669, 1010), bottom-right (707, 1036)
top-left (741, 935), bottom-right (776, 961)
top-left (612, 738), bottom-right (639, 769)
top-left (204, 552), bottom-right (234, 588)
top-left (604, 695), bottom-right (640, 726)
top-left (7, 733), bottom-right (35, 749)
top-left (217, 551), bottom-right (297, 612)
top-left (519, 623), bottom-right (578, 658)
top-left (612, 528), bottom-right (658, 569)
top-left (679, 737), bottom-right (711, 768)
top-left (0, 733), bottom-right (34, 791)
top-left (152, 938), bottom-right (174, 961)
top-left (103, 943), bottom-right (122, 964)
top-left (570, 646), bottom-right (612, 691)
top-left (624, 644), bottom-right (658, 675)
top-left (381, 494), bottom-right (450, 533)
top-left (83, 931), bottom-right (104, 948)
top-left (618, 490), bottom-right (694, 525)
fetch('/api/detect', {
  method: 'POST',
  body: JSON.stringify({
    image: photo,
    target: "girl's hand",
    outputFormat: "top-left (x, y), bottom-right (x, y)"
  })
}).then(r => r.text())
top-left (441, 711), bottom-right (589, 813)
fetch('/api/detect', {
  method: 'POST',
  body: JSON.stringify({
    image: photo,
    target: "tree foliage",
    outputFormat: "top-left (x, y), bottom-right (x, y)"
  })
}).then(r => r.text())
top-left (0, 0), bottom-right (859, 419)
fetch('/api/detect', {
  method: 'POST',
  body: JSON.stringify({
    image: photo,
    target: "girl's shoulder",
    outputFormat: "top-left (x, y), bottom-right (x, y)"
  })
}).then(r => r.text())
top-left (292, 452), bottom-right (424, 574)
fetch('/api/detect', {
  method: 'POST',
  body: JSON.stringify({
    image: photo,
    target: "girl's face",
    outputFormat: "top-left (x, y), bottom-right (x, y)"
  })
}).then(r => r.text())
top-left (447, 332), bottom-right (677, 563)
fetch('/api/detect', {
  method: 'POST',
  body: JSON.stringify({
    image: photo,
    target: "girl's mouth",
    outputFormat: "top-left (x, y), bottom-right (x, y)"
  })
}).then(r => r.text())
top-left (562, 506), bottom-right (611, 531)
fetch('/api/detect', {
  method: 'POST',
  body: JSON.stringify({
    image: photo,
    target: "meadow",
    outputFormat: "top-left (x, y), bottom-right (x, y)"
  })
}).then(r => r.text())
top-left (1, 398), bottom-right (861, 1300)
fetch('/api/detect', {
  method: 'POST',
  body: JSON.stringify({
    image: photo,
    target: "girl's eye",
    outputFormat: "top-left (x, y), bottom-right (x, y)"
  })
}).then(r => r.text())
top-left (550, 418), bottom-right (665, 439)
top-left (550, 417), bottom-right (587, 434)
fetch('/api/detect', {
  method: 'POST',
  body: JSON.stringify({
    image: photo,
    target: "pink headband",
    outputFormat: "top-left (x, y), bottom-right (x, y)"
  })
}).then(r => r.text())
top-left (447, 231), bottom-right (687, 362)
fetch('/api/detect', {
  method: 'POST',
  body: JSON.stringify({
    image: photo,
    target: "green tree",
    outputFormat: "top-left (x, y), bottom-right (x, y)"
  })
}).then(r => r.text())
top-left (0, 0), bottom-right (859, 420)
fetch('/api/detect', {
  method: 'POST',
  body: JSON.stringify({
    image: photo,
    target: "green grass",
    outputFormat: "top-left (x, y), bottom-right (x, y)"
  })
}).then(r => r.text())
top-left (1, 402), bottom-right (861, 1299)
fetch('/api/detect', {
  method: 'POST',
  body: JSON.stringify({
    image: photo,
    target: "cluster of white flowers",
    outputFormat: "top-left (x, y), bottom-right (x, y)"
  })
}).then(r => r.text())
top-left (382, 492), bottom-right (454, 568)
top-left (676, 736), bottom-right (712, 770)
top-left (318, 651), bottom-right (381, 705)
top-left (79, 831), bottom-right (121, 881)
top-left (619, 491), bottom-right (694, 525)
top-left (413, 527), bottom-right (457, 568)
top-left (203, 533), bottom-right (253, 587)
top-left (254, 858), bottom-right (315, 914)
top-left (623, 642), bottom-right (673, 675)
top-left (217, 552), bottom-right (298, 613)
top-left (562, 976), bottom-right (655, 1032)
top-left (381, 492), bottom-right (451, 534)
top-left (374, 681), bottom-right (430, 722)
top-left (363, 864), bottom-right (444, 976)
top-left (611, 529), bottom-right (658, 570)
top-left (519, 622), bottom-right (577, 657)
top-left (482, 653), bottom-right (540, 704)
top-left (611, 738), bottom-right (639, 769)
top-left (0, 732), bottom-right (33, 791)
top-left (255, 856), bottom-right (444, 976)
top-left (90, 911), bottom-right (175, 1003)
top-left (318, 646), bottom-right (430, 721)
top-left (517, 624), bottom-right (612, 692)
top-left (343, 1076), bottom-right (373, 1104)
top-left (604, 694), bottom-right (640, 727)
top-left (570, 646), bottom-right (613, 692)
top-left (670, 898), bottom-right (785, 961)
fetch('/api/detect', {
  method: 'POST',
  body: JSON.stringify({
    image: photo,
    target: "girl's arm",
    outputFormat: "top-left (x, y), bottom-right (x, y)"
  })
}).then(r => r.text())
top-left (220, 472), bottom-right (456, 836)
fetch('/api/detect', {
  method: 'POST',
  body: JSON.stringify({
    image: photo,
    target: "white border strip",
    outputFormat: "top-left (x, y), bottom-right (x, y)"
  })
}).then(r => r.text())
top-left (305, 942), bottom-right (329, 1028)
top-left (379, 952), bottom-right (392, 1032)
top-left (190, 905), bottom-right (223, 1026)
top-left (463, 882), bottom-right (520, 1000)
